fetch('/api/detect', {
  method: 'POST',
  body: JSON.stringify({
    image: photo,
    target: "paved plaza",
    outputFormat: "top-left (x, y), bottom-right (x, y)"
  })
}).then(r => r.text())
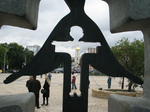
top-left (0, 73), bottom-right (136, 112)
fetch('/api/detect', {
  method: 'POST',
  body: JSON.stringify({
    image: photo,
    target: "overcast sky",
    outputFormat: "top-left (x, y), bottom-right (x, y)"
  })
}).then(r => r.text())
top-left (0, 0), bottom-right (143, 57)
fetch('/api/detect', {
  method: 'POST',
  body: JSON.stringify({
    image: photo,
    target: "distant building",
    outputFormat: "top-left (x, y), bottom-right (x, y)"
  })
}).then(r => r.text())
top-left (26, 45), bottom-right (41, 55)
top-left (88, 48), bottom-right (96, 53)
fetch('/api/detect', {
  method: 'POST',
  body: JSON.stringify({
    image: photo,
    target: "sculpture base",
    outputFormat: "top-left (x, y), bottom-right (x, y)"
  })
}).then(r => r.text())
top-left (0, 93), bottom-right (35, 112)
top-left (108, 94), bottom-right (150, 112)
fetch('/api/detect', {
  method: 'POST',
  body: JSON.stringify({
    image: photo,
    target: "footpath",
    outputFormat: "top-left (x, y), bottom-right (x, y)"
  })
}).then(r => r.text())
top-left (0, 73), bottom-right (130, 112)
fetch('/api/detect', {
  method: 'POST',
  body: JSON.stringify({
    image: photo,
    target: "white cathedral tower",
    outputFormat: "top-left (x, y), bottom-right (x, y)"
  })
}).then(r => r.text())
top-left (74, 45), bottom-right (80, 65)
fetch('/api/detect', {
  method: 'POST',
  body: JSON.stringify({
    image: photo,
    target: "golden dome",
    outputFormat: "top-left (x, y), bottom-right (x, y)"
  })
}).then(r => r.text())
top-left (76, 45), bottom-right (80, 51)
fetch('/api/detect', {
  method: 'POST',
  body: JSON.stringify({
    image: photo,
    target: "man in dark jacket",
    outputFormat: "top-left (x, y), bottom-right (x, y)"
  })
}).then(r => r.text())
top-left (26, 76), bottom-right (33, 92)
top-left (29, 76), bottom-right (41, 109)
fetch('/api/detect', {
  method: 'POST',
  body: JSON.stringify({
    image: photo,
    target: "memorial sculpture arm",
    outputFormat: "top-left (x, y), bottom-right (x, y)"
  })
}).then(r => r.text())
top-left (4, 43), bottom-right (68, 83)
top-left (81, 45), bottom-right (143, 85)
top-left (4, 0), bottom-right (143, 85)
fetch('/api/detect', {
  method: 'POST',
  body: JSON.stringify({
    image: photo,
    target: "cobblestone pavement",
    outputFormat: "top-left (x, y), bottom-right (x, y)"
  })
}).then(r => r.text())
top-left (0, 73), bottom-right (134, 112)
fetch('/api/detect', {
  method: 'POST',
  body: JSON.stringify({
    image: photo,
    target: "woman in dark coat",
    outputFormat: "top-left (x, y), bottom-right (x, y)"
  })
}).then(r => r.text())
top-left (41, 76), bottom-right (50, 106)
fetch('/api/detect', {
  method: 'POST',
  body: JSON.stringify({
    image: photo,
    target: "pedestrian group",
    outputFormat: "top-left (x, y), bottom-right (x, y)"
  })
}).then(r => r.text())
top-left (26, 73), bottom-right (51, 109)
top-left (26, 73), bottom-right (80, 109)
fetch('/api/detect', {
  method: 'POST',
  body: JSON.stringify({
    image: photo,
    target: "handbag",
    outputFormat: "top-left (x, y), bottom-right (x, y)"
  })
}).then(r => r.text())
top-left (41, 89), bottom-right (47, 94)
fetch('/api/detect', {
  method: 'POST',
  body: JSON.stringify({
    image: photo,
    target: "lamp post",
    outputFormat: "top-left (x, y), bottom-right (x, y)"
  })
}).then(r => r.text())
top-left (3, 49), bottom-right (8, 73)
top-left (22, 55), bottom-right (26, 68)
top-left (23, 48), bottom-right (27, 67)
top-left (24, 55), bottom-right (26, 66)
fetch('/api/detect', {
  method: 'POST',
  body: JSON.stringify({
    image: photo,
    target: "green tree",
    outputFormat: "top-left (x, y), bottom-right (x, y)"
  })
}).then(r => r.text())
top-left (0, 42), bottom-right (34, 71)
top-left (111, 38), bottom-right (144, 91)
top-left (0, 45), bottom-right (8, 70)
top-left (7, 43), bottom-right (24, 70)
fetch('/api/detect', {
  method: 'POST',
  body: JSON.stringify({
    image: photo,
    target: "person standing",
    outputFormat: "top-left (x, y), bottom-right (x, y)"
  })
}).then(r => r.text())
top-left (71, 76), bottom-right (77, 89)
top-left (29, 76), bottom-right (41, 109)
top-left (88, 80), bottom-right (90, 88)
top-left (47, 73), bottom-right (52, 81)
top-left (41, 76), bottom-right (50, 106)
top-left (26, 76), bottom-right (33, 92)
top-left (107, 76), bottom-right (112, 89)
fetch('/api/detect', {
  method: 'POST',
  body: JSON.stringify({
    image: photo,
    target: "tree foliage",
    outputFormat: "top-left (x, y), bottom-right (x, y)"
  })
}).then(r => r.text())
top-left (111, 38), bottom-right (144, 91)
top-left (0, 42), bottom-right (34, 71)
top-left (0, 45), bottom-right (8, 69)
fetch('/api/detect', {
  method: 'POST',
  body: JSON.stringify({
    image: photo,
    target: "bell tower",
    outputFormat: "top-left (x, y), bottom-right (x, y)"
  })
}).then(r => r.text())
top-left (74, 45), bottom-right (80, 65)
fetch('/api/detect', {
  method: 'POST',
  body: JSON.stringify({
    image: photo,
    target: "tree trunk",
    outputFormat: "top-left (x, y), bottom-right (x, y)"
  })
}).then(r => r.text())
top-left (121, 77), bottom-right (124, 89)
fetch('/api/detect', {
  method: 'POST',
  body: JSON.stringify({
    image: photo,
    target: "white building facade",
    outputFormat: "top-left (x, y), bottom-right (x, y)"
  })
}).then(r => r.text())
top-left (26, 45), bottom-right (41, 56)
top-left (88, 48), bottom-right (96, 53)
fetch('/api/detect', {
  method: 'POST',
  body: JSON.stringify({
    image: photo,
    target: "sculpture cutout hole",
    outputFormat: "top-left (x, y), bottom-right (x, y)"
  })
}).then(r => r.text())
top-left (70, 26), bottom-right (83, 42)
top-left (69, 26), bottom-right (83, 96)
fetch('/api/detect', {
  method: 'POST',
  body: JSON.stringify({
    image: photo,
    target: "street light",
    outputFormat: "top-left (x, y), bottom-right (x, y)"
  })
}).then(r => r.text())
top-left (22, 55), bottom-right (26, 68)
top-left (3, 49), bottom-right (8, 73)
top-left (23, 48), bottom-right (27, 67)
top-left (24, 55), bottom-right (26, 66)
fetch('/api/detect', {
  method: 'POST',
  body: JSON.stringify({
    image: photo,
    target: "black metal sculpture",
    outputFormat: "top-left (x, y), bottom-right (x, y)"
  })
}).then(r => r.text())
top-left (4, 0), bottom-right (143, 111)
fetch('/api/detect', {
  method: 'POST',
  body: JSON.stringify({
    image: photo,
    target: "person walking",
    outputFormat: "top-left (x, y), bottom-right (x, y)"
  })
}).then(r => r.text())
top-left (71, 76), bottom-right (77, 89)
top-left (41, 76), bottom-right (50, 106)
top-left (107, 76), bottom-right (112, 89)
top-left (29, 76), bottom-right (41, 109)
